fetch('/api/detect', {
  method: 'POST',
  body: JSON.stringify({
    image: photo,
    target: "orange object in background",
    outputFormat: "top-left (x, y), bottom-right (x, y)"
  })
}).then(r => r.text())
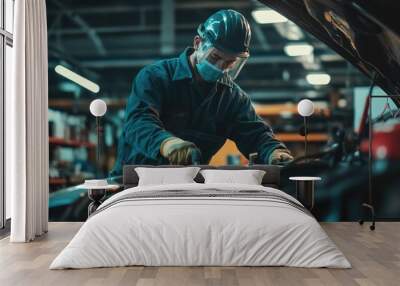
top-left (254, 103), bottom-right (330, 117)
top-left (209, 140), bottom-right (248, 166)
top-left (275, 133), bottom-right (328, 142)
top-left (209, 133), bottom-right (329, 166)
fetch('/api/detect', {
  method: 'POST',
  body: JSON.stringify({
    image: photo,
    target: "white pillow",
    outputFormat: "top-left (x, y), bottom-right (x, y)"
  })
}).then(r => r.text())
top-left (135, 167), bottom-right (200, 186)
top-left (200, 169), bottom-right (266, 185)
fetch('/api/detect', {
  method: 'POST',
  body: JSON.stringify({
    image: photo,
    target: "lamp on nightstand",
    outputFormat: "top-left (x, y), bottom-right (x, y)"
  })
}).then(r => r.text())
top-left (297, 99), bottom-right (314, 157)
top-left (83, 99), bottom-right (109, 216)
top-left (294, 100), bottom-right (319, 210)
top-left (89, 99), bottom-right (107, 175)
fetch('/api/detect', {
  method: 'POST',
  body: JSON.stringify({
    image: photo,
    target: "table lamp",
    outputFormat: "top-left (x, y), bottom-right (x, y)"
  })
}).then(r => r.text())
top-left (297, 99), bottom-right (314, 157)
top-left (89, 99), bottom-right (107, 175)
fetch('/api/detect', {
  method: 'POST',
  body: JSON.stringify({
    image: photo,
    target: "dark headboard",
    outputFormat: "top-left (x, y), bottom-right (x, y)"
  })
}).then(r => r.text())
top-left (123, 165), bottom-right (281, 189)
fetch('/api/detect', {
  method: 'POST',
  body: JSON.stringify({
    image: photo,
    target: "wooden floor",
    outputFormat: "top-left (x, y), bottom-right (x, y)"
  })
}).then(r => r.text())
top-left (0, 222), bottom-right (399, 286)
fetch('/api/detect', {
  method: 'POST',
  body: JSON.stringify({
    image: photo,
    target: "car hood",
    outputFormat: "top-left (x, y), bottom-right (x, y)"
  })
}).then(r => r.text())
top-left (260, 0), bottom-right (400, 100)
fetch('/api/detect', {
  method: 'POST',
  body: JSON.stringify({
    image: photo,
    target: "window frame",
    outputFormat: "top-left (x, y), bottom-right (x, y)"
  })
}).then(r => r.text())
top-left (0, 0), bottom-right (13, 231)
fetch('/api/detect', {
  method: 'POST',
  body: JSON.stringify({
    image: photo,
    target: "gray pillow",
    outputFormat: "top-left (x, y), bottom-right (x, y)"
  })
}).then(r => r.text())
top-left (135, 167), bottom-right (201, 186)
top-left (200, 169), bottom-right (266, 185)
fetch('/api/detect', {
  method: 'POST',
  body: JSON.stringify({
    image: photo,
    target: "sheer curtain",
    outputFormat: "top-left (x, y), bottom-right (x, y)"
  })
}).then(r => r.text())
top-left (7, 0), bottom-right (49, 242)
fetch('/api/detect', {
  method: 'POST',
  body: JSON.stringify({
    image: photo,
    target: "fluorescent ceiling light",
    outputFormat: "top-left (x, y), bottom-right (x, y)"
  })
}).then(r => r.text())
top-left (284, 44), bottom-right (314, 56)
top-left (306, 73), bottom-right (331, 85)
top-left (252, 9), bottom-right (288, 24)
top-left (55, 65), bottom-right (100, 93)
top-left (275, 21), bottom-right (304, 40)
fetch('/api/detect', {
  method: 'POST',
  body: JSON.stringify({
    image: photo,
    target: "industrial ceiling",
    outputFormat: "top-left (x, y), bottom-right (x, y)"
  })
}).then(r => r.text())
top-left (47, 0), bottom-right (370, 110)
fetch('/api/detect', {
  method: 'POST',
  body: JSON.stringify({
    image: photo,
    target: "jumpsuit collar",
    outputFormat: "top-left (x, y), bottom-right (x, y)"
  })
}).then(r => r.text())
top-left (172, 47), bottom-right (194, 81)
top-left (173, 47), bottom-right (234, 88)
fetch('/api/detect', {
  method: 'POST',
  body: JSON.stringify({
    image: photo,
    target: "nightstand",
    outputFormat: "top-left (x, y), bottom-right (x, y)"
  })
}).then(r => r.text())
top-left (289, 176), bottom-right (321, 210)
top-left (77, 180), bottom-right (120, 217)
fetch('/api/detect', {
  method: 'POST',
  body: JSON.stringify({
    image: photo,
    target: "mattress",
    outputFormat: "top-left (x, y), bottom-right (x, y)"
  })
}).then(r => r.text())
top-left (50, 183), bottom-right (351, 269)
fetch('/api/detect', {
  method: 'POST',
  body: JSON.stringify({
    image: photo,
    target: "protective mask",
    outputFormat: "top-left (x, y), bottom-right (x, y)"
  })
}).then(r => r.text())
top-left (196, 59), bottom-right (224, 82)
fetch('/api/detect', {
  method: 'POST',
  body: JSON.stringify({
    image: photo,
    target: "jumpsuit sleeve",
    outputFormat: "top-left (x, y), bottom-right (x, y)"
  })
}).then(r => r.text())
top-left (228, 89), bottom-right (287, 164)
top-left (123, 65), bottom-right (174, 160)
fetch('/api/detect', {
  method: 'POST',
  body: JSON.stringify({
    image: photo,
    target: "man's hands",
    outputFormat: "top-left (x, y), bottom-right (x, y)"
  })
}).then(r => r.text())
top-left (160, 137), bottom-right (201, 165)
top-left (161, 137), bottom-right (293, 166)
top-left (268, 148), bottom-right (294, 165)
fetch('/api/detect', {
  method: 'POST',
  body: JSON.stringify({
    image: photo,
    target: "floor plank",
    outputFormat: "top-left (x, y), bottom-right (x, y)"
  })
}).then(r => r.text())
top-left (0, 222), bottom-right (399, 286)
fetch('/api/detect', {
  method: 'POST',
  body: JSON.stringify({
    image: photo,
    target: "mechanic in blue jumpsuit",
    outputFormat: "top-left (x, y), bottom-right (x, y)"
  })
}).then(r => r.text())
top-left (110, 9), bottom-right (293, 176)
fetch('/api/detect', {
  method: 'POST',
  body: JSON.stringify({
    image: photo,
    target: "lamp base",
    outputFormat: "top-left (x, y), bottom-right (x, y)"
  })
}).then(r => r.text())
top-left (295, 180), bottom-right (315, 210)
top-left (87, 188), bottom-right (107, 217)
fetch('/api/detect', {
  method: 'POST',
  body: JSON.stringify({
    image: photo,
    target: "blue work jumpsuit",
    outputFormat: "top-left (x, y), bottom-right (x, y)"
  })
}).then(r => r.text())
top-left (110, 48), bottom-right (286, 176)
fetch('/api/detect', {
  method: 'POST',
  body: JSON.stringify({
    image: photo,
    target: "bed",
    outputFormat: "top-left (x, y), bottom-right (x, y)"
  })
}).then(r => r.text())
top-left (50, 165), bottom-right (350, 269)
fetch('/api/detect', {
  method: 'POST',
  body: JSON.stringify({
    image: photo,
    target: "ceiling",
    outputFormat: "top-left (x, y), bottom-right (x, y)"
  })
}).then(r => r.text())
top-left (47, 0), bottom-right (370, 109)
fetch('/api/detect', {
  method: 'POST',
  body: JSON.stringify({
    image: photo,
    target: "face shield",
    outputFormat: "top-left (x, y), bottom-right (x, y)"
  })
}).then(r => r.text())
top-left (195, 40), bottom-right (249, 82)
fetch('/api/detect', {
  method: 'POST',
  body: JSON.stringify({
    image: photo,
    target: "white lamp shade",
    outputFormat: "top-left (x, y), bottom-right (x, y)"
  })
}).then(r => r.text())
top-left (90, 99), bottom-right (107, 117)
top-left (297, 99), bottom-right (314, 117)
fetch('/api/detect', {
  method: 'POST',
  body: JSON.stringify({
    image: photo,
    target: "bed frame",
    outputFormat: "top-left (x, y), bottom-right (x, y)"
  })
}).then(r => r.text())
top-left (122, 165), bottom-right (281, 189)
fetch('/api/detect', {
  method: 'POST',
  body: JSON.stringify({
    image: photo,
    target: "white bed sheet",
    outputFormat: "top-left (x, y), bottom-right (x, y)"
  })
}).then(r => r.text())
top-left (50, 183), bottom-right (351, 269)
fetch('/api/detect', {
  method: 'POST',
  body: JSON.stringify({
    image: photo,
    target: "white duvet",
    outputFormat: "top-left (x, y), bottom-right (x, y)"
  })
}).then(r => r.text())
top-left (50, 183), bottom-right (351, 269)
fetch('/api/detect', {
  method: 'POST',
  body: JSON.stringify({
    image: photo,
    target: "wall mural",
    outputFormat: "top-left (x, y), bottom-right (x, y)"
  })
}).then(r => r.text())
top-left (46, 1), bottom-right (400, 222)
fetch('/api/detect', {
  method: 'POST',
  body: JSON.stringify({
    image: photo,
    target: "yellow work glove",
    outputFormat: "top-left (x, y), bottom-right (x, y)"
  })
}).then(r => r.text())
top-left (268, 149), bottom-right (294, 165)
top-left (160, 137), bottom-right (201, 165)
